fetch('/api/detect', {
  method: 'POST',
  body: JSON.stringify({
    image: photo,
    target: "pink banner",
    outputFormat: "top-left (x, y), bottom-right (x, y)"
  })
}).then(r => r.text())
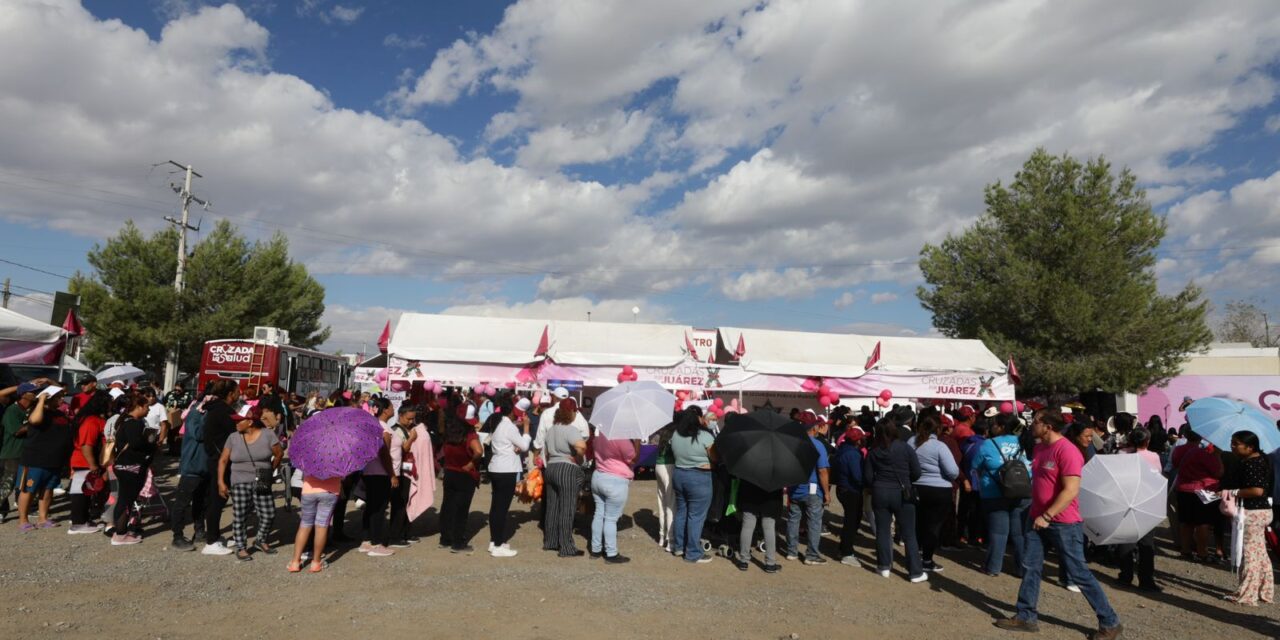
top-left (828, 371), bottom-right (1014, 402)
top-left (388, 357), bottom-right (530, 389)
top-left (1139, 375), bottom-right (1280, 427)
top-left (0, 340), bottom-right (63, 365)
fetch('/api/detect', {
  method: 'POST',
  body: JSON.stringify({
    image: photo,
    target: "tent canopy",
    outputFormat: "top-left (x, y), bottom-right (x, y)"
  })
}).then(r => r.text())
top-left (0, 307), bottom-right (64, 365)
top-left (717, 327), bottom-right (1006, 378)
top-left (547, 320), bottom-right (694, 367)
top-left (389, 314), bottom-right (547, 365)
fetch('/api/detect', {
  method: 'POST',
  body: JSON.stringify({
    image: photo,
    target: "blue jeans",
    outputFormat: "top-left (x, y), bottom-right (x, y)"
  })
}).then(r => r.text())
top-left (1016, 521), bottom-right (1120, 628)
top-left (982, 497), bottom-right (1029, 575)
top-left (590, 472), bottom-right (630, 556)
top-left (672, 467), bottom-right (713, 561)
top-left (787, 494), bottom-right (824, 560)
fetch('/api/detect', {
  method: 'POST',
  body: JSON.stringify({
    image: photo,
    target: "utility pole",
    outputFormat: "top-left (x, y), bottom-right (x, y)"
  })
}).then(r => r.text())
top-left (162, 161), bottom-right (207, 392)
top-left (1, 278), bottom-right (9, 309)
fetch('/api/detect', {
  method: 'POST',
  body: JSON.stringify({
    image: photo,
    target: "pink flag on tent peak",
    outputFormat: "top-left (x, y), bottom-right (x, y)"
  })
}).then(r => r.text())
top-left (684, 331), bottom-right (699, 361)
top-left (377, 320), bottom-right (391, 353)
top-left (734, 334), bottom-right (746, 359)
top-left (61, 309), bottom-right (84, 337)
top-left (1007, 358), bottom-right (1022, 386)
top-left (535, 325), bottom-right (549, 357)
top-left (864, 341), bottom-right (881, 370)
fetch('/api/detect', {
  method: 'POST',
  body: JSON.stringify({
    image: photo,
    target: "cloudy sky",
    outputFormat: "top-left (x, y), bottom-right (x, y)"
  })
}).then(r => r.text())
top-left (2, 0), bottom-right (1278, 355)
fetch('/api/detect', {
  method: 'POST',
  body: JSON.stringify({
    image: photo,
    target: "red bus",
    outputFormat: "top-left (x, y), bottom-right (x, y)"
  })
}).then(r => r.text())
top-left (197, 329), bottom-right (350, 397)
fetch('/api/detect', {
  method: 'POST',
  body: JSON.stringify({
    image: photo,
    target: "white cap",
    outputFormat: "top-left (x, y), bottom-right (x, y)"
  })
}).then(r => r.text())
top-left (1061, 407), bottom-right (1073, 415)
top-left (464, 405), bottom-right (477, 420)
top-left (552, 386), bottom-right (570, 399)
top-left (108, 388), bottom-right (125, 399)
top-left (983, 406), bottom-right (999, 418)
top-left (515, 397), bottom-right (532, 412)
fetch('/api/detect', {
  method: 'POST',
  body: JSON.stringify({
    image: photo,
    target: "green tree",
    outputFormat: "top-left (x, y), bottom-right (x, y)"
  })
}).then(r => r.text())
top-left (917, 149), bottom-right (1212, 394)
top-left (71, 220), bottom-right (330, 377)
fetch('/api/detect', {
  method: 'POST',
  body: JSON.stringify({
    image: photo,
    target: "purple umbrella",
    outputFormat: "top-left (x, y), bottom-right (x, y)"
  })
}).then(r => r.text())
top-left (288, 407), bottom-right (386, 480)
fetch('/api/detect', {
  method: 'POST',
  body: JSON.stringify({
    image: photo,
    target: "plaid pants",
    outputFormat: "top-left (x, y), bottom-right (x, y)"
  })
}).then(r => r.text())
top-left (229, 483), bottom-right (276, 550)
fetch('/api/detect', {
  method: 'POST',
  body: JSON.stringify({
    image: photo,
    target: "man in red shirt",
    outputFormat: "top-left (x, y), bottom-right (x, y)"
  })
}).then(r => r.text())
top-left (67, 375), bottom-right (97, 416)
top-left (996, 409), bottom-right (1121, 639)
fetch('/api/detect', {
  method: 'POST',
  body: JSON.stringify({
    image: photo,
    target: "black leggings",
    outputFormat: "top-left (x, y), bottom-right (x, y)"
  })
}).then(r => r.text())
top-left (389, 475), bottom-right (411, 541)
top-left (915, 485), bottom-right (953, 563)
top-left (203, 457), bottom-right (229, 545)
top-left (114, 468), bottom-right (145, 534)
top-left (362, 475), bottom-right (392, 547)
top-left (488, 472), bottom-right (518, 546)
top-left (440, 470), bottom-right (477, 550)
top-left (836, 487), bottom-right (864, 558)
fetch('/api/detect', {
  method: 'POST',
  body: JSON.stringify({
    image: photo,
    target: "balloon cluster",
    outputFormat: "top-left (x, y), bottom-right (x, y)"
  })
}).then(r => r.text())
top-left (421, 380), bottom-right (444, 395)
top-left (475, 382), bottom-right (496, 397)
top-left (999, 400), bottom-right (1026, 414)
top-left (817, 383), bottom-right (842, 409)
top-left (876, 389), bottom-right (893, 409)
top-left (616, 365), bottom-right (639, 384)
top-left (374, 368), bottom-right (390, 386)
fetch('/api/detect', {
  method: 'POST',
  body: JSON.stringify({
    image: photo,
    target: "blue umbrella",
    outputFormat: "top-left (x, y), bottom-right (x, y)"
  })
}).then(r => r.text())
top-left (1185, 397), bottom-right (1280, 454)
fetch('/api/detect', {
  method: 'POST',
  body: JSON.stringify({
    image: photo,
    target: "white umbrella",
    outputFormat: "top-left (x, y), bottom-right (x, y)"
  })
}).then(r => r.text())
top-left (96, 365), bottom-right (145, 386)
top-left (1079, 453), bottom-right (1168, 545)
top-left (590, 380), bottom-right (676, 440)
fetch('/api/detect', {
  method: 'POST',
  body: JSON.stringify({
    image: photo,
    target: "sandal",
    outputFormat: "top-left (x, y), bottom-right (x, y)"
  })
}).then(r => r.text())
top-left (255, 541), bottom-right (278, 555)
top-left (286, 561), bottom-right (302, 573)
top-left (235, 549), bottom-right (253, 562)
top-left (308, 560), bottom-right (327, 573)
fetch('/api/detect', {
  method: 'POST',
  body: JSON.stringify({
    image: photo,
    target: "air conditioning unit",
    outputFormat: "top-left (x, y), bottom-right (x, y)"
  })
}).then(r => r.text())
top-left (253, 326), bottom-right (290, 345)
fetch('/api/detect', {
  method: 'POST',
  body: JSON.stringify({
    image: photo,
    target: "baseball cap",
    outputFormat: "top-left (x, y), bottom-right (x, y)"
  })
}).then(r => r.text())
top-left (552, 386), bottom-right (570, 399)
top-left (958, 406), bottom-right (976, 419)
top-left (515, 397), bottom-right (532, 412)
top-left (17, 382), bottom-right (41, 396)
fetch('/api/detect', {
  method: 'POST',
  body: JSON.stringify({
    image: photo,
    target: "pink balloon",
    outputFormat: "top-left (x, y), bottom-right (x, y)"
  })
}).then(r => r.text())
top-left (375, 368), bottom-right (390, 385)
top-left (819, 395), bottom-right (833, 408)
top-left (1000, 401), bottom-right (1014, 414)
top-left (801, 378), bottom-right (820, 393)
top-left (505, 381), bottom-right (517, 389)
top-left (818, 384), bottom-right (832, 398)
top-left (432, 382), bottom-right (444, 395)
top-left (1016, 401), bottom-right (1026, 412)
top-left (879, 389), bottom-right (893, 401)
top-left (713, 398), bottom-right (724, 408)
top-left (829, 394), bottom-right (841, 406)
top-left (876, 397), bottom-right (890, 408)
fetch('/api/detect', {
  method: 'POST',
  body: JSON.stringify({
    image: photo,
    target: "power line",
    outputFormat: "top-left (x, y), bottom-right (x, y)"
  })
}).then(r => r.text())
top-left (0, 257), bottom-right (72, 280)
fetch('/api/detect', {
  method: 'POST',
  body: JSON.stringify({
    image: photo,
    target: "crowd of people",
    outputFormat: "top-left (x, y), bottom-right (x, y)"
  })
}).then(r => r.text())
top-left (1, 373), bottom-right (1277, 638)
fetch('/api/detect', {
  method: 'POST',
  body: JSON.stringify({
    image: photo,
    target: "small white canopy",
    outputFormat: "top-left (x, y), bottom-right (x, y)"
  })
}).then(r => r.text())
top-left (0, 307), bottom-right (62, 344)
top-left (389, 313), bottom-right (547, 365)
top-left (0, 307), bottom-right (64, 365)
top-left (875, 336), bottom-right (1007, 373)
top-left (547, 320), bottom-right (694, 367)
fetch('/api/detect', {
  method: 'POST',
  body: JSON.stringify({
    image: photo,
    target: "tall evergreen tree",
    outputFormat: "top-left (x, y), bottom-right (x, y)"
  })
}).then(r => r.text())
top-left (71, 220), bottom-right (330, 377)
top-left (917, 149), bottom-right (1211, 394)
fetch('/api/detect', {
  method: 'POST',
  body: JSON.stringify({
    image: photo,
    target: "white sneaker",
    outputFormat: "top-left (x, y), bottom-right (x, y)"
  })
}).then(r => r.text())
top-left (840, 555), bottom-right (861, 567)
top-left (879, 569), bottom-right (891, 578)
top-left (910, 573), bottom-right (929, 583)
top-left (491, 545), bottom-right (518, 558)
top-left (68, 523), bottom-right (102, 535)
top-left (53, 487), bottom-right (67, 497)
top-left (201, 541), bottom-right (234, 556)
top-left (366, 545), bottom-right (395, 557)
top-left (488, 541), bottom-right (496, 552)
top-left (1066, 584), bottom-right (1082, 593)
top-left (358, 542), bottom-right (374, 554)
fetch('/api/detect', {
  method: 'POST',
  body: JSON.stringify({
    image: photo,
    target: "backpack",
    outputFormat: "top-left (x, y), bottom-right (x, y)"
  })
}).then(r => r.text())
top-left (995, 440), bottom-right (1032, 499)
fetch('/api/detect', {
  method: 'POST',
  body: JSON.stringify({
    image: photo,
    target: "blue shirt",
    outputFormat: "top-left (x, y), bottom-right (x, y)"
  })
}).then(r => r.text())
top-left (831, 441), bottom-right (864, 492)
top-left (909, 435), bottom-right (960, 488)
top-left (791, 435), bottom-right (829, 499)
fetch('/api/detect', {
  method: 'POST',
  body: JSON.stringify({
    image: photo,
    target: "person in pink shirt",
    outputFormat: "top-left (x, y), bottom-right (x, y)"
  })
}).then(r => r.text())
top-left (1116, 427), bottom-right (1163, 591)
top-left (996, 409), bottom-right (1121, 639)
top-left (589, 430), bottom-right (638, 564)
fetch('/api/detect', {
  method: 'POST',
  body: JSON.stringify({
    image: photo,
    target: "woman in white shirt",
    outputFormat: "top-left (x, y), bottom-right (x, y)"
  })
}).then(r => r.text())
top-left (486, 396), bottom-right (531, 557)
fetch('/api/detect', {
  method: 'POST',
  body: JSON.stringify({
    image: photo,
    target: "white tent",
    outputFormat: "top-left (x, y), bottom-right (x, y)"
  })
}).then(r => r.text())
top-left (388, 314), bottom-right (547, 365)
top-left (546, 320), bottom-right (694, 367)
top-left (718, 327), bottom-right (875, 378)
top-left (0, 307), bottom-right (64, 365)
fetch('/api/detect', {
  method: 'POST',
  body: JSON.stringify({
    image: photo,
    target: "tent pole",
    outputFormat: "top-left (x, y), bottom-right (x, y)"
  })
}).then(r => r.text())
top-left (55, 334), bottom-right (67, 385)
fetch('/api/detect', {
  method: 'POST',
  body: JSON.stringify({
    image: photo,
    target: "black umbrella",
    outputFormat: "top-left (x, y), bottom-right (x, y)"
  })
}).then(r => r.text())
top-left (715, 410), bottom-right (819, 492)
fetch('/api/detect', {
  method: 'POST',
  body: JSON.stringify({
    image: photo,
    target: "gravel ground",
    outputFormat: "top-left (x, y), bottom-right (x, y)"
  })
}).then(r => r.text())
top-left (2, 464), bottom-right (1278, 640)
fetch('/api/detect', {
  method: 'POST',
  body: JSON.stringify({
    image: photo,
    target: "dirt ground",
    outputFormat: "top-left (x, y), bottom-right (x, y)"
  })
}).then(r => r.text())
top-left (2, 465), bottom-right (1278, 640)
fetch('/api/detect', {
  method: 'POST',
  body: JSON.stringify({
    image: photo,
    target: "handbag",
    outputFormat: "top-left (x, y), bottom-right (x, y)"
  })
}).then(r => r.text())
top-left (242, 432), bottom-right (274, 496)
top-left (82, 469), bottom-right (107, 497)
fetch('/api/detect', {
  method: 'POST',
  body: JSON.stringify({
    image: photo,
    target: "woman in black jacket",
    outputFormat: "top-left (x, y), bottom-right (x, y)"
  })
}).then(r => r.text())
top-left (863, 417), bottom-right (926, 583)
top-left (109, 395), bottom-right (157, 546)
